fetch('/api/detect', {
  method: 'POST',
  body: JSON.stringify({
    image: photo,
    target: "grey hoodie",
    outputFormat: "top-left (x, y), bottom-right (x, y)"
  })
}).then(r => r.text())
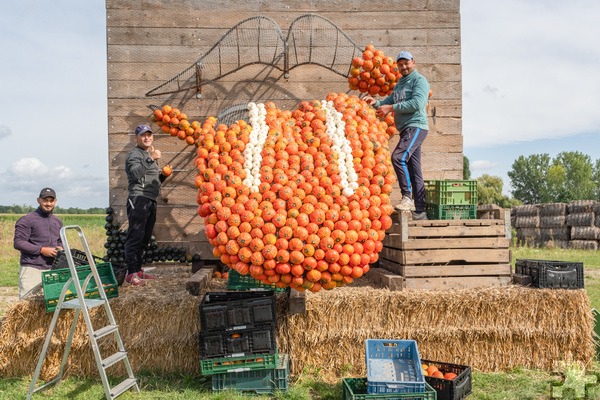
top-left (125, 146), bottom-right (162, 200)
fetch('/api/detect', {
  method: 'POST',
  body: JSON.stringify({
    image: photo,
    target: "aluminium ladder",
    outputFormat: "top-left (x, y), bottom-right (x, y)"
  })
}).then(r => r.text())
top-left (27, 225), bottom-right (139, 400)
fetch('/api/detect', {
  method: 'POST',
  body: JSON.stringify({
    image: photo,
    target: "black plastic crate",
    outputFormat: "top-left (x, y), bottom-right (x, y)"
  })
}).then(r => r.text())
top-left (52, 248), bottom-right (101, 270)
top-left (200, 291), bottom-right (277, 332)
top-left (200, 325), bottom-right (277, 359)
top-left (515, 259), bottom-right (584, 289)
top-left (421, 360), bottom-right (472, 400)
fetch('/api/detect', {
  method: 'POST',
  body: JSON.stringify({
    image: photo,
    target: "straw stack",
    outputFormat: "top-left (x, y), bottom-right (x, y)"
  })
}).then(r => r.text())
top-left (0, 267), bottom-right (594, 383)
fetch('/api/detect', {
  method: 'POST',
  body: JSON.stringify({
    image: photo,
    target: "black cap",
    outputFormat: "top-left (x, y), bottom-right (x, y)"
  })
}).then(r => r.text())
top-left (39, 188), bottom-right (57, 199)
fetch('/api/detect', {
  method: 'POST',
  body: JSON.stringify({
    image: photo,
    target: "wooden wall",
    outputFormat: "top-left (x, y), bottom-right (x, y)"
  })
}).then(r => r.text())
top-left (106, 0), bottom-right (462, 254)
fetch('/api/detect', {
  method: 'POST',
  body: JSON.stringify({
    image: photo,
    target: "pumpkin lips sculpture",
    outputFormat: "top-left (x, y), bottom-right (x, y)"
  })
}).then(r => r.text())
top-left (154, 92), bottom-right (396, 292)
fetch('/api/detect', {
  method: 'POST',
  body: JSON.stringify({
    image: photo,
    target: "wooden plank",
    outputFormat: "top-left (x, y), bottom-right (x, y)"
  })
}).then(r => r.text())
top-left (107, 0), bottom-right (460, 13)
top-left (186, 268), bottom-right (213, 296)
top-left (108, 58), bottom-right (462, 82)
top-left (380, 247), bottom-right (510, 265)
top-left (107, 41), bottom-right (461, 64)
top-left (382, 235), bottom-right (511, 250)
top-left (379, 258), bottom-right (512, 278)
top-left (106, 9), bottom-right (461, 30)
top-left (386, 221), bottom-right (507, 237)
top-left (108, 26), bottom-right (462, 49)
top-left (402, 264), bottom-right (512, 278)
top-left (403, 276), bottom-right (512, 291)
top-left (106, 76), bottom-right (462, 101)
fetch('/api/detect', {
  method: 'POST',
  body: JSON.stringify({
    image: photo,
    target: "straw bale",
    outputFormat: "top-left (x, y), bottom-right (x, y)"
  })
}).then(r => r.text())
top-left (0, 268), bottom-right (595, 383)
top-left (568, 200), bottom-right (597, 214)
top-left (278, 285), bottom-right (595, 382)
top-left (539, 203), bottom-right (567, 217)
top-left (0, 265), bottom-right (225, 379)
top-left (513, 205), bottom-right (540, 218)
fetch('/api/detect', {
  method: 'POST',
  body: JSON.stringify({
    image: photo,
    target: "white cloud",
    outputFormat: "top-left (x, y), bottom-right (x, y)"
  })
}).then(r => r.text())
top-left (471, 160), bottom-right (498, 171)
top-left (0, 157), bottom-right (107, 208)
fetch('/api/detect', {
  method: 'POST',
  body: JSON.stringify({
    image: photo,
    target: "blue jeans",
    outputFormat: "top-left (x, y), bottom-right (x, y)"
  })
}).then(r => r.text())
top-left (391, 127), bottom-right (428, 213)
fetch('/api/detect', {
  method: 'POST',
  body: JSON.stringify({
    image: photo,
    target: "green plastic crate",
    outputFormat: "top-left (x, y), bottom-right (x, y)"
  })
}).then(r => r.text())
top-left (227, 269), bottom-right (288, 293)
top-left (425, 204), bottom-right (477, 220)
top-left (211, 353), bottom-right (289, 394)
top-left (342, 378), bottom-right (437, 400)
top-left (200, 351), bottom-right (278, 376)
top-left (425, 180), bottom-right (477, 205)
top-left (42, 262), bottom-right (118, 313)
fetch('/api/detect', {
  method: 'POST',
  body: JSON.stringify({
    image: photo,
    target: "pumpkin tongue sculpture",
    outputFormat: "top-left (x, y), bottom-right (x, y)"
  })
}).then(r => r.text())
top-left (153, 92), bottom-right (396, 292)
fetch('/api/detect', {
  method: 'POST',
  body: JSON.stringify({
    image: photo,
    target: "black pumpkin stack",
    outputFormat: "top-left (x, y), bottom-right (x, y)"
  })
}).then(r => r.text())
top-left (102, 206), bottom-right (190, 284)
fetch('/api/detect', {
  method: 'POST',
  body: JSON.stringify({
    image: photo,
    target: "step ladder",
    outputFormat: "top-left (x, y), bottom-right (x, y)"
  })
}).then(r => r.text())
top-left (27, 225), bottom-right (139, 400)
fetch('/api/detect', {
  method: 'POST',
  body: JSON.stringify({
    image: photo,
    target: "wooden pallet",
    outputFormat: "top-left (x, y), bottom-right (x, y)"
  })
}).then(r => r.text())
top-left (378, 210), bottom-right (512, 290)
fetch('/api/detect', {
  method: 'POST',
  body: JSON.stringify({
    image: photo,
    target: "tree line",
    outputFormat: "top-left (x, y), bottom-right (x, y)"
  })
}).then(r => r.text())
top-left (0, 205), bottom-right (105, 214)
top-left (466, 151), bottom-right (600, 207)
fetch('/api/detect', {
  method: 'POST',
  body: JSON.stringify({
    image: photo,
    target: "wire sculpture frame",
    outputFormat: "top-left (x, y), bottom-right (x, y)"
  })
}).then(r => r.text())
top-left (145, 14), bottom-right (363, 98)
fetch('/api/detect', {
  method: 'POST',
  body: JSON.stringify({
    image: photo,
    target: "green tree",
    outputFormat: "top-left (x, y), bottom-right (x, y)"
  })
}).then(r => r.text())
top-left (476, 174), bottom-right (521, 208)
top-left (594, 159), bottom-right (600, 199)
top-left (508, 154), bottom-right (552, 204)
top-left (463, 155), bottom-right (471, 179)
top-left (552, 151), bottom-right (595, 201)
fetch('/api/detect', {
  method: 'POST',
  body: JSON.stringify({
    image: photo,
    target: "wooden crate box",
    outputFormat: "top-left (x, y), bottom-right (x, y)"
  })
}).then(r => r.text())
top-left (377, 210), bottom-right (512, 290)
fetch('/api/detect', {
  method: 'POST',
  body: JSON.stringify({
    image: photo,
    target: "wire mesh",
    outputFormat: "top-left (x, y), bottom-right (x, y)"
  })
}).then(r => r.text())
top-left (286, 14), bottom-right (363, 77)
top-left (146, 16), bottom-right (286, 97)
top-left (146, 13), bottom-right (363, 98)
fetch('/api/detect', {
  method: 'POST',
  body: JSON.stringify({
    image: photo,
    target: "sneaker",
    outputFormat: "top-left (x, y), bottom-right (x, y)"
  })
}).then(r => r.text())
top-left (136, 269), bottom-right (155, 280)
top-left (395, 195), bottom-right (416, 212)
top-left (125, 273), bottom-right (145, 286)
top-left (412, 211), bottom-right (428, 221)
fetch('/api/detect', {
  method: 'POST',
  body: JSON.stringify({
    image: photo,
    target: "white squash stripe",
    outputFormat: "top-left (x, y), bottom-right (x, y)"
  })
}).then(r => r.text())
top-left (322, 101), bottom-right (358, 196)
top-left (244, 102), bottom-right (268, 192)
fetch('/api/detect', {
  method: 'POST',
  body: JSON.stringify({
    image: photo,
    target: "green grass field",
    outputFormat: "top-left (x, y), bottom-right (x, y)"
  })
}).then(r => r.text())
top-left (0, 215), bottom-right (598, 399)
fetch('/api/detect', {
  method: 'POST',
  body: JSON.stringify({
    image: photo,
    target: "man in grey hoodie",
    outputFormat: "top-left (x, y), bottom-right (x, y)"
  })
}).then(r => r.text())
top-left (123, 124), bottom-right (168, 286)
top-left (14, 188), bottom-right (63, 299)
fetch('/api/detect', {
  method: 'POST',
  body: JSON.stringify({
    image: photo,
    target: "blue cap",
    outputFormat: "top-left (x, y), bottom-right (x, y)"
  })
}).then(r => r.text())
top-left (396, 51), bottom-right (413, 61)
top-left (135, 124), bottom-right (153, 135)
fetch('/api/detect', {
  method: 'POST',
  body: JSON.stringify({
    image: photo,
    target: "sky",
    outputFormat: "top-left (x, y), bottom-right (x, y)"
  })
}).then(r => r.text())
top-left (0, 1), bottom-right (599, 208)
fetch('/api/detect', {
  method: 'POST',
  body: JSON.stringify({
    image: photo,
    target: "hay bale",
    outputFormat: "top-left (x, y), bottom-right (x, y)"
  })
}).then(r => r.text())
top-left (513, 205), bottom-right (540, 217)
top-left (540, 215), bottom-right (566, 229)
top-left (566, 212), bottom-right (595, 227)
top-left (540, 227), bottom-right (570, 242)
top-left (0, 268), bottom-right (595, 383)
top-left (0, 265), bottom-right (214, 379)
top-left (568, 200), bottom-right (596, 214)
top-left (569, 240), bottom-right (599, 251)
top-left (278, 286), bottom-right (595, 382)
top-left (539, 203), bottom-right (567, 217)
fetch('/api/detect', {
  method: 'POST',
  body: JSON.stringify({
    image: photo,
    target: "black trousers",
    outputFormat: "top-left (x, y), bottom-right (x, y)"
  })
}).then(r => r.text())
top-left (124, 196), bottom-right (157, 274)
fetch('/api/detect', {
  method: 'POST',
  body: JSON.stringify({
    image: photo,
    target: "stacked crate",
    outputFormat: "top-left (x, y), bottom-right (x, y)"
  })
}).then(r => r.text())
top-left (425, 180), bottom-right (477, 220)
top-left (377, 210), bottom-right (512, 290)
top-left (198, 291), bottom-right (289, 394)
top-left (342, 339), bottom-right (437, 399)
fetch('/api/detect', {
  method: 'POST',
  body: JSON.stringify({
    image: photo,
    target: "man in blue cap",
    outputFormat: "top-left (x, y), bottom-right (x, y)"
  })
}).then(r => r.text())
top-left (365, 50), bottom-right (430, 220)
top-left (123, 124), bottom-right (168, 285)
top-left (13, 187), bottom-right (64, 299)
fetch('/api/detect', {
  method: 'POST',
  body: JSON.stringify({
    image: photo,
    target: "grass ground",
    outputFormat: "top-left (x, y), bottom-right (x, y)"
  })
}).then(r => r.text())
top-left (0, 215), bottom-right (598, 399)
